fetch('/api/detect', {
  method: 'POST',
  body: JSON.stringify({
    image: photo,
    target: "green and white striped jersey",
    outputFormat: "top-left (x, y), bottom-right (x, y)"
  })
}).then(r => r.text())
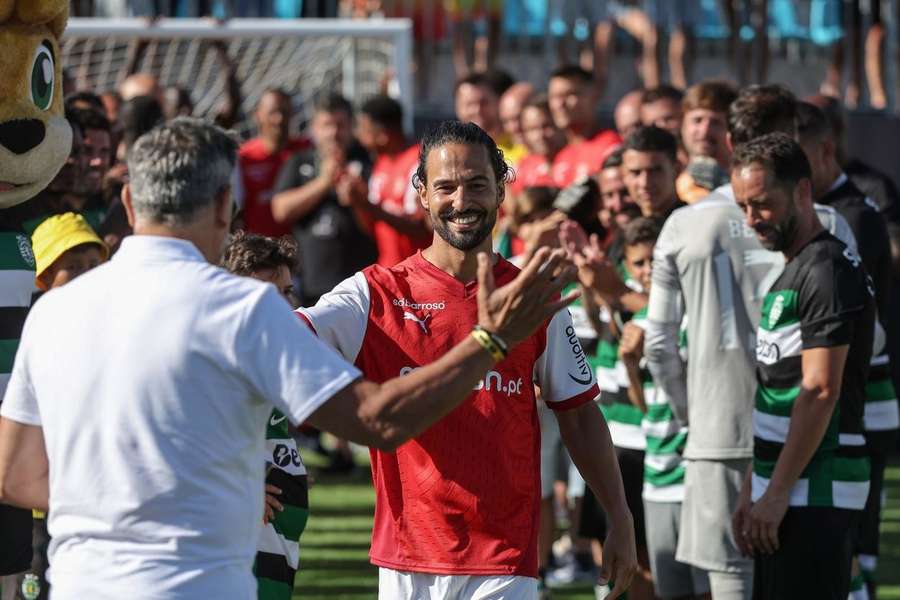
top-left (632, 308), bottom-right (688, 502)
top-left (753, 232), bottom-right (874, 510)
top-left (254, 409), bottom-right (309, 600)
top-left (0, 227), bottom-right (36, 397)
top-left (864, 321), bottom-right (899, 433)
top-left (567, 284), bottom-right (645, 450)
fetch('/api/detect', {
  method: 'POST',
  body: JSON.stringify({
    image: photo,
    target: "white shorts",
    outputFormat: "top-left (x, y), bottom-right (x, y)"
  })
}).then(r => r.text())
top-left (378, 568), bottom-right (538, 600)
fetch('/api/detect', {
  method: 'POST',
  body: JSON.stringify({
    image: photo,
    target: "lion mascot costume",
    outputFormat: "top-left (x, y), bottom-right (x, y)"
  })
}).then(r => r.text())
top-left (0, 1), bottom-right (71, 598)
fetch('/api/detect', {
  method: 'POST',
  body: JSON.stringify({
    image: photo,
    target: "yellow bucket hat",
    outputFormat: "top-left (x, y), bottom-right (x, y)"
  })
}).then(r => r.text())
top-left (31, 212), bottom-right (109, 286)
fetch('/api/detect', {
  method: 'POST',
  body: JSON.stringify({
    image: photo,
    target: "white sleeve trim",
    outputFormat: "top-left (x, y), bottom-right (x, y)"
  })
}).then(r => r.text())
top-left (297, 271), bottom-right (371, 364)
top-left (534, 309), bottom-right (598, 404)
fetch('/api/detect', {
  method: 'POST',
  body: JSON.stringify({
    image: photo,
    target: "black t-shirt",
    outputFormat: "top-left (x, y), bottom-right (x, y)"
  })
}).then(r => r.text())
top-left (755, 231), bottom-right (875, 495)
top-left (818, 175), bottom-right (891, 319)
top-left (274, 144), bottom-right (377, 304)
top-left (845, 159), bottom-right (900, 226)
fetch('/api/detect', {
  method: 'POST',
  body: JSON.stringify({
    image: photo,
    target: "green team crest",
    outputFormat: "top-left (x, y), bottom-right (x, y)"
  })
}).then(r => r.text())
top-left (16, 234), bottom-right (35, 269)
top-left (21, 574), bottom-right (41, 600)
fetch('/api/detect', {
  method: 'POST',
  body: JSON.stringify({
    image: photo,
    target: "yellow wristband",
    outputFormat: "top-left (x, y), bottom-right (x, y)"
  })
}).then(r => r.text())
top-left (471, 328), bottom-right (506, 362)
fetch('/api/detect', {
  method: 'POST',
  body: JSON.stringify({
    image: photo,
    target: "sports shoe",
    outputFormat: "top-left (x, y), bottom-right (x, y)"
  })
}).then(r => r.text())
top-left (545, 561), bottom-right (596, 588)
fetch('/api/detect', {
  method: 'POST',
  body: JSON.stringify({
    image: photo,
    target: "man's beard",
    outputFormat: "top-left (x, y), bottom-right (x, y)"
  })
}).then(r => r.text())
top-left (432, 207), bottom-right (497, 251)
top-left (754, 204), bottom-right (798, 252)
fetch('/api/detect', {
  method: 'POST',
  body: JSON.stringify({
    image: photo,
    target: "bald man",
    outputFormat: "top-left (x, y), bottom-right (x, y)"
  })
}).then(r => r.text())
top-left (500, 82), bottom-right (535, 150)
top-left (614, 90), bottom-right (644, 140)
top-left (119, 73), bottom-right (162, 103)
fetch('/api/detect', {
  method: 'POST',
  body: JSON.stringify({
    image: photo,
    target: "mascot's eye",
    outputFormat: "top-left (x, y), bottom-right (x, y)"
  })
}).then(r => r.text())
top-left (30, 41), bottom-right (55, 111)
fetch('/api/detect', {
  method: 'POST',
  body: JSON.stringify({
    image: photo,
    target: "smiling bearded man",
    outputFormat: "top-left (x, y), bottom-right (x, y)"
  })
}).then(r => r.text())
top-left (297, 121), bottom-right (638, 600)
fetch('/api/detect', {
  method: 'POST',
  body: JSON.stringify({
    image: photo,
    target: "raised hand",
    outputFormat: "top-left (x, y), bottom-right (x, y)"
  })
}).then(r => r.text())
top-left (320, 148), bottom-right (346, 186)
top-left (263, 483), bottom-right (283, 525)
top-left (476, 248), bottom-right (579, 347)
top-left (518, 211), bottom-right (568, 260)
top-left (618, 322), bottom-right (645, 365)
top-left (560, 220), bottom-right (622, 296)
top-left (336, 172), bottom-right (368, 208)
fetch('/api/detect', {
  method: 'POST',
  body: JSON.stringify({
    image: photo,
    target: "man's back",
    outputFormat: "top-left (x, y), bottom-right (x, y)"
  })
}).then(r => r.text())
top-left (3, 236), bottom-right (355, 599)
top-left (648, 192), bottom-right (783, 459)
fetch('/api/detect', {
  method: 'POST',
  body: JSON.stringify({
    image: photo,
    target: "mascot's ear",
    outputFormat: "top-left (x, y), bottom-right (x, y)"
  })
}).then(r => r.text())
top-left (48, 4), bottom-right (69, 39)
top-left (15, 0), bottom-right (68, 27)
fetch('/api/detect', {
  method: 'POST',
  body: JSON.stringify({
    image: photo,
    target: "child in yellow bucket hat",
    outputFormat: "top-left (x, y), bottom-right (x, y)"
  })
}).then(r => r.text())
top-left (31, 212), bottom-right (109, 291)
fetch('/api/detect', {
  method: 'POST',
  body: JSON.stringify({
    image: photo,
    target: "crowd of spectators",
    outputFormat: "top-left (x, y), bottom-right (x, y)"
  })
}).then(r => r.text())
top-left (69, 1), bottom-right (900, 111)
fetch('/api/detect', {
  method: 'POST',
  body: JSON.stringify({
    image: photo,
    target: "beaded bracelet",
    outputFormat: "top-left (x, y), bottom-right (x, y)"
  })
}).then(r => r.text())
top-left (470, 326), bottom-right (509, 362)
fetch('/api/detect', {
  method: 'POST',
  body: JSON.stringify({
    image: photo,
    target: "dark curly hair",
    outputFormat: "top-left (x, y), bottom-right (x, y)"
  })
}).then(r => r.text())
top-left (728, 84), bottom-right (797, 146)
top-left (413, 120), bottom-right (511, 192)
top-left (731, 132), bottom-right (811, 189)
top-left (221, 230), bottom-right (298, 277)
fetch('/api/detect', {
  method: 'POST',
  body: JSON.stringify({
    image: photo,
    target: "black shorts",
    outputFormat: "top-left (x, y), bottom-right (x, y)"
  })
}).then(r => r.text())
top-left (858, 429), bottom-right (898, 556)
top-left (753, 507), bottom-right (859, 600)
top-left (578, 446), bottom-right (646, 546)
top-left (0, 504), bottom-right (32, 576)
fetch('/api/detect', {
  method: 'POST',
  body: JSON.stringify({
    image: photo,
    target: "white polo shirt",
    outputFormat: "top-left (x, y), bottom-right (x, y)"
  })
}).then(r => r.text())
top-left (0, 235), bottom-right (360, 600)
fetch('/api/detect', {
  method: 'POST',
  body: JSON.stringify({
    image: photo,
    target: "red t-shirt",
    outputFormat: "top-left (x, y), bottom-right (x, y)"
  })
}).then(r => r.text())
top-left (552, 130), bottom-right (622, 188)
top-left (299, 252), bottom-right (599, 577)
top-left (510, 154), bottom-right (555, 196)
top-left (238, 137), bottom-right (309, 237)
top-left (368, 144), bottom-right (429, 267)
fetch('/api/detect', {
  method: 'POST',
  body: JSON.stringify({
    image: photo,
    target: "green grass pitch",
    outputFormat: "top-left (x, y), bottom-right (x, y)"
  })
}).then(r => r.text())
top-left (293, 454), bottom-right (900, 599)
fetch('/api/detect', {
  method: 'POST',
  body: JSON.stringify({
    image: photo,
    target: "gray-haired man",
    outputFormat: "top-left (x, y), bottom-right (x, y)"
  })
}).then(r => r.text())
top-left (0, 118), bottom-right (576, 599)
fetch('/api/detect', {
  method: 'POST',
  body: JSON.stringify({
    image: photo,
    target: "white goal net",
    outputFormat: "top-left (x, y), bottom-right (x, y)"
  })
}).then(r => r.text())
top-left (62, 18), bottom-right (415, 138)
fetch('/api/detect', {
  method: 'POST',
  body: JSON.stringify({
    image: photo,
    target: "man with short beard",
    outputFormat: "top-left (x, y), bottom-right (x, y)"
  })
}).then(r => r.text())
top-left (297, 121), bottom-right (639, 599)
top-left (796, 100), bottom-right (896, 600)
top-left (596, 149), bottom-right (640, 264)
top-left (65, 108), bottom-right (114, 230)
top-left (731, 133), bottom-right (874, 600)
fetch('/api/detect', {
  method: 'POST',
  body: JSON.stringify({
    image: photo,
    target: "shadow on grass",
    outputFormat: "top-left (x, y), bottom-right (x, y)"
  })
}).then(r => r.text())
top-left (310, 506), bottom-right (376, 518)
top-left (300, 559), bottom-right (377, 571)
top-left (300, 541), bottom-right (372, 551)
top-left (878, 463), bottom-right (900, 595)
top-left (293, 584), bottom-right (379, 594)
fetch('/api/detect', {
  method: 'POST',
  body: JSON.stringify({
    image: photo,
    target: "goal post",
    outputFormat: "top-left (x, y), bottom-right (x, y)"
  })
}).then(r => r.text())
top-left (63, 17), bottom-right (415, 136)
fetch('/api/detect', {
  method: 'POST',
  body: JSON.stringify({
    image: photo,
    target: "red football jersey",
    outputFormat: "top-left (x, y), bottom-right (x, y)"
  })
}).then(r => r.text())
top-left (238, 137), bottom-right (309, 237)
top-left (368, 144), bottom-right (429, 267)
top-left (299, 252), bottom-right (599, 577)
top-left (552, 130), bottom-right (622, 188)
top-left (510, 154), bottom-right (555, 196)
